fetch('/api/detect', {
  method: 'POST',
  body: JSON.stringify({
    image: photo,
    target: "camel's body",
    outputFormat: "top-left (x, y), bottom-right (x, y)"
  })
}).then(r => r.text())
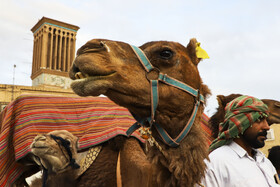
top-left (69, 38), bottom-right (211, 186)
top-left (209, 94), bottom-right (280, 139)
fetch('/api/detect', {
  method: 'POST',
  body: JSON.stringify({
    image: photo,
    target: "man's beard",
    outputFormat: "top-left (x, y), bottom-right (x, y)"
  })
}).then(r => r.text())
top-left (244, 131), bottom-right (268, 149)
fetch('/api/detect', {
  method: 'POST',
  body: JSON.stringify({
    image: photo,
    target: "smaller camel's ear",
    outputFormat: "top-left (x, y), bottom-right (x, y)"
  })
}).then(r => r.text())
top-left (217, 95), bottom-right (227, 108)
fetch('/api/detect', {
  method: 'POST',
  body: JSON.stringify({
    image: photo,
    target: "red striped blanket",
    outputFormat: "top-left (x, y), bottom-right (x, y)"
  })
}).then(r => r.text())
top-left (0, 94), bottom-right (212, 187)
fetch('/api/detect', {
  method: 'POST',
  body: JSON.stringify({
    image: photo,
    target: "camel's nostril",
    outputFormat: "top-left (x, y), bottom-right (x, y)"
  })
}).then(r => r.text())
top-left (73, 64), bottom-right (80, 73)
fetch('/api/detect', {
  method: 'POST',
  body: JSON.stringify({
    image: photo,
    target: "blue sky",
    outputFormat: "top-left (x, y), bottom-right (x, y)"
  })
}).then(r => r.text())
top-left (0, 0), bottom-right (279, 115)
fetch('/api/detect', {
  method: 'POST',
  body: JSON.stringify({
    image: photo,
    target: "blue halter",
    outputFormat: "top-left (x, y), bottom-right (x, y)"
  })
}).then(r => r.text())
top-left (126, 45), bottom-right (204, 147)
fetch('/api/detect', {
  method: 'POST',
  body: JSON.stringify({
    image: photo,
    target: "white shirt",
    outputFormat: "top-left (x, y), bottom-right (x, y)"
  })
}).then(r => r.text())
top-left (201, 141), bottom-right (280, 187)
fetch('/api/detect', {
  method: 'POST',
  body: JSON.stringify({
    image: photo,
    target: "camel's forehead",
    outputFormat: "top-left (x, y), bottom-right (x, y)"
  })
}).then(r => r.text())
top-left (83, 39), bottom-right (184, 50)
top-left (85, 38), bottom-right (127, 46)
top-left (140, 41), bottom-right (184, 50)
top-left (47, 130), bottom-right (77, 141)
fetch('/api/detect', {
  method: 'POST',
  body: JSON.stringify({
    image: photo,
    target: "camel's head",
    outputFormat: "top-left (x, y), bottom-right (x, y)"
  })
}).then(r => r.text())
top-left (262, 99), bottom-right (280, 125)
top-left (69, 38), bottom-right (210, 119)
top-left (31, 130), bottom-right (79, 173)
top-left (209, 94), bottom-right (280, 139)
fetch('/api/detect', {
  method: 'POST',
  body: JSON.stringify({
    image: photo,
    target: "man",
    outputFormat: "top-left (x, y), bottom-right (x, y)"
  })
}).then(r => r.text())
top-left (201, 95), bottom-right (280, 187)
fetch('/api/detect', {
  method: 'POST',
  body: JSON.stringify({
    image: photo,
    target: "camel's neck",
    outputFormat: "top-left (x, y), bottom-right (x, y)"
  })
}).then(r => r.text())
top-left (153, 99), bottom-right (203, 140)
top-left (146, 113), bottom-right (208, 187)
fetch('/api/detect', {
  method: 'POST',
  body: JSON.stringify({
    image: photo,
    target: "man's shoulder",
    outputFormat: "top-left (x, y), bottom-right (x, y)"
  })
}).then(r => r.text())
top-left (209, 144), bottom-right (236, 159)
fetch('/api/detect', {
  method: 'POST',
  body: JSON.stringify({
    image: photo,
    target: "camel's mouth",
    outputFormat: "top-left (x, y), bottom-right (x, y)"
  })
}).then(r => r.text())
top-left (72, 71), bottom-right (116, 84)
top-left (71, 63), bottom-right (116, 82)
top-left (32, 146), bottom-right (48, 149)
top-left (31, 142), bottom-right (49, 149)
top-left (31, 138), bottom-right (50, 150)
top-left (74, 72), bottom-right (89, 79)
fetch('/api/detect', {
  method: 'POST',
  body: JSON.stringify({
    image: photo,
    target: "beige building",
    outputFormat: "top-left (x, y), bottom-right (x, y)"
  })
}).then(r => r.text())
top-left (0, 84), bottom-right (77, 111)
top-left (260, 124), bottom-right (280, 156)
top-left (0, 17), bottom-right (79, 111)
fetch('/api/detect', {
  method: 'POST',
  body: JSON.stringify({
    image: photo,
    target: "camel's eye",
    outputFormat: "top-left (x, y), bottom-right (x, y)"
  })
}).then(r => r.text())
top-left (65, 139), bottom-right (71, 146)
top-left (160, 50), bottom-right (173, 59)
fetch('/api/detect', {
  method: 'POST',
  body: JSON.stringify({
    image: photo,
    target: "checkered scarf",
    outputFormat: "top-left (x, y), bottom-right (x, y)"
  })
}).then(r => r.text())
top-left (209, 95), bottom-right (269, 152)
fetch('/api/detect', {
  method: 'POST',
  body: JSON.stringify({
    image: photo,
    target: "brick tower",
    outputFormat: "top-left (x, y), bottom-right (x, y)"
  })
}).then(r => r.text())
top-left (30, 17), bottom-right (79, 89)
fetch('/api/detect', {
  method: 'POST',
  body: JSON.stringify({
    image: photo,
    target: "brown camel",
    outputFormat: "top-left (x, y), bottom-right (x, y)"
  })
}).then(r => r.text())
top-left (69, 38), bottom-right (211, 186)
top-left (209, 94), bottom-right (280, 139)
top-left (30, 130), bottom-right (79, 187)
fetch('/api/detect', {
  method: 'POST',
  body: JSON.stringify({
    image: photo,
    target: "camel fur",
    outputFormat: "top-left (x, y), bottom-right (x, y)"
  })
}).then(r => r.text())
top-left (69, 38), bottom-right (211, 186)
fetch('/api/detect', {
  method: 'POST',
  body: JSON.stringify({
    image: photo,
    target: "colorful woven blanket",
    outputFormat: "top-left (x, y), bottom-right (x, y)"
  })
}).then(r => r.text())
top-left (0, 94), bottom-right (212, 187)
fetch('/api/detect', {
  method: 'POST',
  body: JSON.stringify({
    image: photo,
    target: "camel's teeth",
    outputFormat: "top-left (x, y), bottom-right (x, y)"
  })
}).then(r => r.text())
top-left (75, 72), bottom-right (87, 79)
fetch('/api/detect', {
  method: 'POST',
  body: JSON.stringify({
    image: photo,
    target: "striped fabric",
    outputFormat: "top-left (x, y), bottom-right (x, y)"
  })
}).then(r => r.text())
top-left (209, 95), bottom-right (269, 152)
top-left (201, 113), bottom-right (213, 145)
top-left (0, 94), bottom-right (212, 187)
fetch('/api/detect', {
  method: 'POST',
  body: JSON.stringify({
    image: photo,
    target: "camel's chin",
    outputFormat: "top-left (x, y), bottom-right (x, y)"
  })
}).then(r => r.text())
top-left (71, 78), bottom-right (112, 97)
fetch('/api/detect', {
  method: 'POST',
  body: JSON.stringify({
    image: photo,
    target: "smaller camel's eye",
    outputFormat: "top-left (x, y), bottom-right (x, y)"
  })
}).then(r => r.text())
top-left (160, 50), bottom-right (173, 59)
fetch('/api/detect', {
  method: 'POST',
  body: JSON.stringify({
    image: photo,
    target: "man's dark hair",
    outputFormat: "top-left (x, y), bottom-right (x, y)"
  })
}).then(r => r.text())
top-left (268, 146), bottom-right (280, 170)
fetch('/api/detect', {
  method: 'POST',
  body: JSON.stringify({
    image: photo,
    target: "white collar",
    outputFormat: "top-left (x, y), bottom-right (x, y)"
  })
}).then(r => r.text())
top-left (228, 141), bottom-right (265, 162)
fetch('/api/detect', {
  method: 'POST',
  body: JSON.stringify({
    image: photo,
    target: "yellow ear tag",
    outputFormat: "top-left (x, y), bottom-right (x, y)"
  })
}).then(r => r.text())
top-left (196, 42), bottom-right (209, 59)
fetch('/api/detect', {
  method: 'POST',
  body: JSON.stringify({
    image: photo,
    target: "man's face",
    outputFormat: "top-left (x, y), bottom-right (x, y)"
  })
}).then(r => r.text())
top-left (243, 118), bottom-right (270, 149)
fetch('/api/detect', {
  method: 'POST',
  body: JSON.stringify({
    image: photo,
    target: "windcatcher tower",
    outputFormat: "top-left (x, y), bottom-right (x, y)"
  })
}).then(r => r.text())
top-left (31, 17), bottom-right (79, 89)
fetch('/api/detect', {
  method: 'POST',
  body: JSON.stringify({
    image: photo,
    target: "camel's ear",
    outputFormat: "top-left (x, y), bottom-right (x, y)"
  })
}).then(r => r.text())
top-left (186, 38), bottom-right (200, 65)
top-left (186, 38), bottom-right (209, 65)
top-left (217, 95), bottom-right (227, 108)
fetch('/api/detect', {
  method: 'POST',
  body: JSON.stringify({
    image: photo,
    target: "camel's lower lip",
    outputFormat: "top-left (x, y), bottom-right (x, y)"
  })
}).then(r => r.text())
top-left (75, 72), bottom-right (89, 79)
top-left (32, 146), bottom-right (48, 149)
top-left (73, 72), bottom-right (116, 81)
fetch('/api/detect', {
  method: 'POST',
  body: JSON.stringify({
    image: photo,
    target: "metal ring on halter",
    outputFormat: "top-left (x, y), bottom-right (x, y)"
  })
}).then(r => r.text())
top-left (145, 67), bottom-right (160, 81)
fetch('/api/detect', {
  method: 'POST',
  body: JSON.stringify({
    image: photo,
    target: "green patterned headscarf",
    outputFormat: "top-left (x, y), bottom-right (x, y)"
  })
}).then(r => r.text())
top-left (209, 95), bottom-right (269, 152)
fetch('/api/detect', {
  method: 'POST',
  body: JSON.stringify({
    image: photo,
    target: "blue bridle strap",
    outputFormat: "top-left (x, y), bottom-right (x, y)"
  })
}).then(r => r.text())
top-left (131, 45), bottom-right (154, 72)
top-left (126, 45), bottom-right (204, 147)
top-left (158, 74), bottom-right (204, 103)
